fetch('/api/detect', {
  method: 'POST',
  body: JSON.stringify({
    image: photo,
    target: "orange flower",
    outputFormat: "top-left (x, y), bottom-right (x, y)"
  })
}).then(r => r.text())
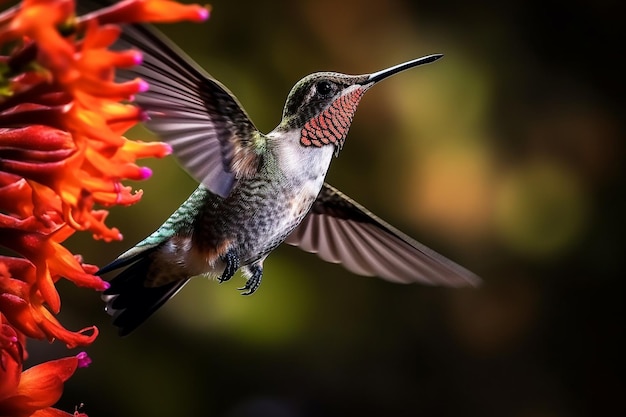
top-left (0, 315), bottom-right (89, 417)
top-left (0, 256), bottom-right (99, 348)
top-left (0, 0), bottom-right (208, 344)
top-left (0, 0), bottom-right (208, 239)
top-left (1, 0), bottom-right (209, 414)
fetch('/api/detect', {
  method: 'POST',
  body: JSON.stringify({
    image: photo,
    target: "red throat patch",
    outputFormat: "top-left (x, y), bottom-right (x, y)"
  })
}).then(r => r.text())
top-left (300, 87), bottom-right (364, 151)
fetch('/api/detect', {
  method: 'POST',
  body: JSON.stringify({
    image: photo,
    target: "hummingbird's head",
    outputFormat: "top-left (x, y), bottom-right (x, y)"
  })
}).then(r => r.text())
top-left (278, 54), bottom-right (443, 155)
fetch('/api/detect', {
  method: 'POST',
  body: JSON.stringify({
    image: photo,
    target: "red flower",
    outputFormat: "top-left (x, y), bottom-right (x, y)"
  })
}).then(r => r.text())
top-left (0, 0), bottom-right (208, 344)
top-left (1, 315), bottom-right (90, 417)
top-left (0, 257), bottom-right (99, 348)
top-left (0, 0), bottom-right (209, 415)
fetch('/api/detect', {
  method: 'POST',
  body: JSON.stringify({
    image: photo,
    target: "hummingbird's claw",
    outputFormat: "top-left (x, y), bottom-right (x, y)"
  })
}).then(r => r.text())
top-left (238, 263), bottom-right (263, 295)
top-left (218, 249), bottom-right (239, 283)
top-left (237, 286), bottom-right (255, 295)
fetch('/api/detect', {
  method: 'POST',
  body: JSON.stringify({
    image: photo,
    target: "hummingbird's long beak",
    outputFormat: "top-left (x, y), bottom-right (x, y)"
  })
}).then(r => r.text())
top-left (367, 54), bottom-right (443, 84)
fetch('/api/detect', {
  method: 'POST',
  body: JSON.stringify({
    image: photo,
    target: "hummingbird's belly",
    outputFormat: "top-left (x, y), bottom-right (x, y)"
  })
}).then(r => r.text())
top-left (194, 175), bottom-right (322, 267)
top-left (235, 181), bottom-right (319, 263)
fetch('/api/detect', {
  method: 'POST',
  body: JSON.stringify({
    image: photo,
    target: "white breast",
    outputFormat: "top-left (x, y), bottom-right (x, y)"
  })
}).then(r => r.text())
top-left (267, 129), bottom-right (334, 238)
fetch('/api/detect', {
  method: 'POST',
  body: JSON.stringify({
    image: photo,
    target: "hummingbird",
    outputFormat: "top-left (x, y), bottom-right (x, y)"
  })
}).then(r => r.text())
top-left (100, 22), bottom-right (480, 335)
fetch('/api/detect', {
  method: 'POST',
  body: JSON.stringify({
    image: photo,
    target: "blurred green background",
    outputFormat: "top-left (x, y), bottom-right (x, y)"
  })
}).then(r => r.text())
top-left (30, 0), bottom-right (624, 416)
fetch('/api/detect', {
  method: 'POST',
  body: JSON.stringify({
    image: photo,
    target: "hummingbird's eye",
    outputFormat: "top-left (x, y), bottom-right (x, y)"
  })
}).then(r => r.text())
top-left (316, 80), bottom-right (334, 97)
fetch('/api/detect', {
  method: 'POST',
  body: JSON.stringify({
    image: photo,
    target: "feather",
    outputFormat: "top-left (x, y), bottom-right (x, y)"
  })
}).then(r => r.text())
top-left (286, 183), bottom-right (480, 287)
top-left (111, 16), bottom-right (262, 197)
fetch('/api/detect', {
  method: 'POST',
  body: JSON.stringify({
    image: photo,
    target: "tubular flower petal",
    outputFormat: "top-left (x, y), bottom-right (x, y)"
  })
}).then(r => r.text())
top-left (0, 320), bottom-right (24, 402)
top-left (81, 0), bottom-right (210, 26)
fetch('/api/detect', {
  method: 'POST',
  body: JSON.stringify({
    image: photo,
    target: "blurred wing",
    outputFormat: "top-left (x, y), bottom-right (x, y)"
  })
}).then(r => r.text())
top-left (114, 22), bottom-right (261, 197)
top-left (285, 183), bottom-right (480, 287)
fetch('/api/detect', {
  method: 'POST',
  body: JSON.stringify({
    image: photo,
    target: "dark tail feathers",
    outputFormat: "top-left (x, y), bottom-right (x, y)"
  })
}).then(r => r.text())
top-left (100, 248), bottom-right (188, 336)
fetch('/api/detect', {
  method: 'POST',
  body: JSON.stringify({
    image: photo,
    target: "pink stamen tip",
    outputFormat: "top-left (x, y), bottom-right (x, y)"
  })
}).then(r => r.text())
top-left (139, 166), bottom-right (152, 179)
top-left (198, 8), bottom-right (210, 21)
top-left (137, 79), bottom-right (149, 93)
top-left (163, 143), bottom-right (173, 155)
top-left (101, 281), bottom-right (111, 290)
top-left (76, 352), bottom-right (92, 368)
top-left (132, 51), bottom-right (143, 66)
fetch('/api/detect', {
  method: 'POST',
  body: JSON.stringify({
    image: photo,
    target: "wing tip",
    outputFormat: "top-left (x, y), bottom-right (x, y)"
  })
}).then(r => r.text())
top-left (451, 271), bottom-right (483, 288)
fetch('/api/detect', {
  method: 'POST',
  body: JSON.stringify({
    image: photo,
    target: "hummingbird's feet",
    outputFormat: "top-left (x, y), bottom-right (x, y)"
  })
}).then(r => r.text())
top-left (238, 263), bottom-right (263, 296)
top-left (218, 249), bottom-right (239, 283)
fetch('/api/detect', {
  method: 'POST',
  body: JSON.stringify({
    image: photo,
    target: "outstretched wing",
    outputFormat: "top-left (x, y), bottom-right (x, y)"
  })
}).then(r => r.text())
top-left (285, 183), bottom-right (480, 287)
top-left (113, 21), bottom-right (261, 197)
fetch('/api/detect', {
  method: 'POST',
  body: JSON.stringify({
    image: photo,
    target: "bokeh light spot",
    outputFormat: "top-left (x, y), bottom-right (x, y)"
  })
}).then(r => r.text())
top-left (494, 161), bottom-right (587, 258)
top-left (405, 143), bottom-right (495, 241)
